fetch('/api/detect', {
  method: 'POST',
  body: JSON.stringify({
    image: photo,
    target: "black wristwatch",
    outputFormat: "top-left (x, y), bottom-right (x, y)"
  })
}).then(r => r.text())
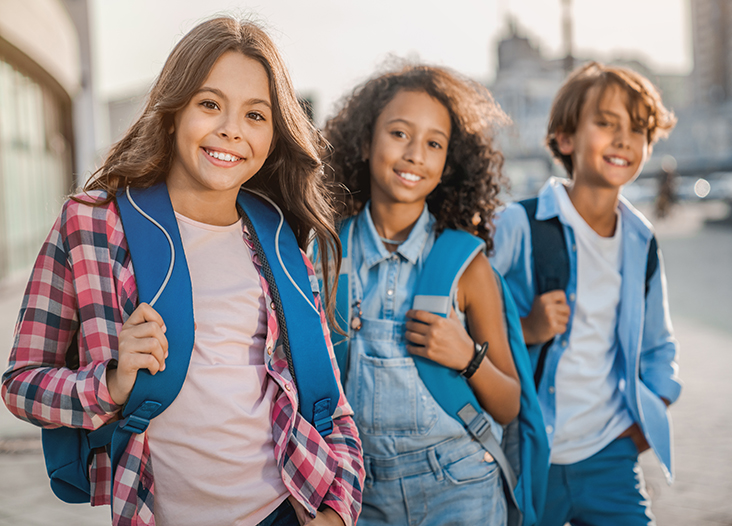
top-left (461, 341), bottom-right (489, 379)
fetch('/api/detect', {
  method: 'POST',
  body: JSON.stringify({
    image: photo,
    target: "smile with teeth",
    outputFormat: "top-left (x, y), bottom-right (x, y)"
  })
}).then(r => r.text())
top-left (204, 148), bottom-right (242, 162)
top-left (397, 171), bottom-right (421, 182)
top-left (605, 156), bottom-right (629, 167)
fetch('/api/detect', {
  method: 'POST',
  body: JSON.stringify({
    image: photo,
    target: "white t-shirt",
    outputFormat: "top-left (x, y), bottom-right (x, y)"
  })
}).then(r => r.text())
top-left (146, 213), bottom-right (288, 526)
top-left (550, 184), bottom-right (634, 464)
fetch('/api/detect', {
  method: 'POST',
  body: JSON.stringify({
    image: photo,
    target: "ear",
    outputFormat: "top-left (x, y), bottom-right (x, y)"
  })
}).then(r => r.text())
top-left (555, 131), bottom-right (574, 156)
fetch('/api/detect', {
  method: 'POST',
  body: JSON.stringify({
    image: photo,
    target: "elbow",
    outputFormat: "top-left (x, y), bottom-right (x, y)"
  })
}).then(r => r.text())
top-left (493, 381), bottom-right (521, 426)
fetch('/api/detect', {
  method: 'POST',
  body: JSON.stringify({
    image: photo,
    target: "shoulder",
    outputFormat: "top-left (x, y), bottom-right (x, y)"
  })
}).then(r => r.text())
top-left (618, 194), bottom-right (655, 236)
top-left (59, 191), bottom-right (125, 250)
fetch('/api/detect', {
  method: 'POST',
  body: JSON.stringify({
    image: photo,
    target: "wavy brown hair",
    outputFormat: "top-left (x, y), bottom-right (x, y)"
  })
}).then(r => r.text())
top-left (81, 17), bottom-right (341, 318)
top-left (546, 61), bottom-right (677, 177)
top-left (323, 63), bottom-right (507, 251)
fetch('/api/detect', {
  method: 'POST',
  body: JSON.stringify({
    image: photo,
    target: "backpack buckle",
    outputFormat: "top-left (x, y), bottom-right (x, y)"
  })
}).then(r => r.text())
top-left (118, 401), bottom-right (162, 435)
top-left (313, 398), bottom-right (333, 437)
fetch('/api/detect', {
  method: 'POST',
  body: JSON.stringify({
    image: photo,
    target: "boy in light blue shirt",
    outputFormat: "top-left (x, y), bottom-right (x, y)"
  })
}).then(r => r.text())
top-left (492, 62), bottom-right (682, 525)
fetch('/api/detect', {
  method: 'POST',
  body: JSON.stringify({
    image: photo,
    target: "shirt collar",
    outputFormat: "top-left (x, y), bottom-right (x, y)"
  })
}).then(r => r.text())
top-left (537, 176), bottom-right (653, 241)
top-left (357, 202), bottom-right (434, 268)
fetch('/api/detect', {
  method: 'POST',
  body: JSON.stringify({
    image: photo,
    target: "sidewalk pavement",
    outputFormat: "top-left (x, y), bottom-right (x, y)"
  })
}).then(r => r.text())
top-left (0, 201), bottom-right (730, 525)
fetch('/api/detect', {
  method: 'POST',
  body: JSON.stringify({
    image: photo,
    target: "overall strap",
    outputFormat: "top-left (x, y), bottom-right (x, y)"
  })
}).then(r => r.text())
top-left (412, 229), bottom-right (521, 521)
top-left (518, 197), bottom-right (568, 389)
top-left (237, 190), bottom-right (340, 437)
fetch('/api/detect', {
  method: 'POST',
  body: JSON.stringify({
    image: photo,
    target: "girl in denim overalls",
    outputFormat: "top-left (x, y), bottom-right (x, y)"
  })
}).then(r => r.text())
top-left (323, 64), bottom-right (520, 525)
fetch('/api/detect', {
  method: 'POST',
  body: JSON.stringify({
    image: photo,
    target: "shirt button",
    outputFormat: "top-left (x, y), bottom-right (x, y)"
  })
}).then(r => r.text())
top-left (546, 425), bottom-right (554, 434)
top-left (267, 345), bottom-right (273, 355)
top-left (245, 231), bottom-right (251, 239)
top-left (548, 386), bottom-right (555, 394)
top-left (569, 293), bottom-right (576, 302)
top-left (285, 383), bottom-right (291, 392)
top-left (386, 289), bottom-right (394, 296)
top-left (572, 244), bottom-right (577, 252)
top-left (561, 339), bottom-right (568, 347)
top-left (270, 301), bottom-right (276, 310)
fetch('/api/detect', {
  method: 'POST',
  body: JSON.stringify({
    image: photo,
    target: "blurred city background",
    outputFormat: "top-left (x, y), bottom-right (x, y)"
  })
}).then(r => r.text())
top-left (0, 0), bottom-right (730, 525)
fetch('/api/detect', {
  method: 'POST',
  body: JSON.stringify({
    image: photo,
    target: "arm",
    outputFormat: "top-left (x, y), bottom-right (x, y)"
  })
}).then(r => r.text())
top-left (491, 203), bottom-right (569, 346)
top-left (406, 252), bottom-right (521, 425)
top-left (1, 199), bottom-right (122, 429)
top-left (639, 245), bottom-right (682, 405)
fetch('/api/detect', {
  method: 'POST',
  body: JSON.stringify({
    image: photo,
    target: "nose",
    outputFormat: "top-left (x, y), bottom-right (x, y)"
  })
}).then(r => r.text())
top-left (218, 111), bottom-right (242, 141)
top-left (403, 139), bottom-right (425, 164)
top-left (613, 124), bottom-right (631, 149)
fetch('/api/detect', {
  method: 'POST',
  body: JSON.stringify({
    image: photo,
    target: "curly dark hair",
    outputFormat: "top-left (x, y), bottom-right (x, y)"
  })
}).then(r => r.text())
top-left (323, 63), bottom-right (508, 251)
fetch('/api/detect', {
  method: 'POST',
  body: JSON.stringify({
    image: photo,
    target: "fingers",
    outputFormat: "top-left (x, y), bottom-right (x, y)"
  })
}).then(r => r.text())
top-left (406, 309), bottom-right (440, 324)
top-left (125, 302), bottom-right (166, 331)
top-left (540, 290), bottom-right (568, 306)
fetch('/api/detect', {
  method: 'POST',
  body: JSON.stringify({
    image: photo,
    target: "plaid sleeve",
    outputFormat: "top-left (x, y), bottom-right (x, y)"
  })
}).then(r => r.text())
top-left (303, 252), bottom-right (364, 526)
top-left (2, 197), bottom-right (124, 429)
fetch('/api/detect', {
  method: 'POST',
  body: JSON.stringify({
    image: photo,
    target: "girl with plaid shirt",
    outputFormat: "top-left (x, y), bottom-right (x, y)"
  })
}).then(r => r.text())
top-left (2, 17), bottom-right (363, 526)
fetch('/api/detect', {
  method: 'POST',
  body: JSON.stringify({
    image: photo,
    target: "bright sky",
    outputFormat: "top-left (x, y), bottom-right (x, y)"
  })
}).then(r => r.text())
top-left (91, 0), bottom-right (691, 123)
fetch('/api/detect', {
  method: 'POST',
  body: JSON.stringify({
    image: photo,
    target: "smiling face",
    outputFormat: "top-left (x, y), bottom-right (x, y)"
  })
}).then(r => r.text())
top-left (166, 51), bottom-right (274, 218)
top-left (557, 83), bottom-right (651, 189)
top-left (365, 89), bottom-right (451, 209)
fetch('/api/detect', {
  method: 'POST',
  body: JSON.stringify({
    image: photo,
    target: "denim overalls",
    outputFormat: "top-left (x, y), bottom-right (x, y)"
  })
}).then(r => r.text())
top-left (345, 204), bottom-right (506, 526)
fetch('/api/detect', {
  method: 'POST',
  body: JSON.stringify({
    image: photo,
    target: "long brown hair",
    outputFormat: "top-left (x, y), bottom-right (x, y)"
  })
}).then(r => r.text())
top-left (83, 17), bottom-right (341, 319)
top-left (323, 63), bottom-right (507, 251)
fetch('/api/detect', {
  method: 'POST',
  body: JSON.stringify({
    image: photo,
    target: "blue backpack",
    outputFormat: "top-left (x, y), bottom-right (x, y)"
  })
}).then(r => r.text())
top-left (325, 217), bottom-right (549, 526)
top-left (41, 183), bottom-right (341, 506)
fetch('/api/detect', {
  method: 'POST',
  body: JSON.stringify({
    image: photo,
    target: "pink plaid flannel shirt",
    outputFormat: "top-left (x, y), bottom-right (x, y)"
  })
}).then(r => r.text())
top-left (2, 193), bottom-right (364, 526)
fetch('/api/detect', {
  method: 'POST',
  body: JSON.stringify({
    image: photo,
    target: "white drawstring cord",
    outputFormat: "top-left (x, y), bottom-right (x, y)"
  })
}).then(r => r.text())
top-left (125, 186), bottom-right (175, 307)
top-left (246, 191), bottom-right (319, 316)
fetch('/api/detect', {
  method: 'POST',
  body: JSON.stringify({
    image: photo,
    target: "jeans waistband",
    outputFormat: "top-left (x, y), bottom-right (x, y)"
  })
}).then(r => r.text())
top-left (363, 434), bottom-right (482, 482)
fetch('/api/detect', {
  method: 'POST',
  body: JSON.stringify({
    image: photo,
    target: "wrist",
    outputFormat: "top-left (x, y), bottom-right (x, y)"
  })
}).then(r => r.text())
top-left (461, 341), bottom-right (489, 379)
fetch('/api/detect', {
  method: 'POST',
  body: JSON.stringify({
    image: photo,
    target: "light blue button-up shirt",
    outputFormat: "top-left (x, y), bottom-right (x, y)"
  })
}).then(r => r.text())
top-left (491, 178), bottom-right (682, 482)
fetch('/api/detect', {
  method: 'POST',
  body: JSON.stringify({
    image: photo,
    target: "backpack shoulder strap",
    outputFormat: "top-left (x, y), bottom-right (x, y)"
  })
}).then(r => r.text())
top-left (518, 197), bottom-right (569, 390)
top-left (237, 190), bottom-right (341, 437)
top-left (518, 197), bottom-right (569, 294)
top-left (332, 216), bottom-right (355, 377)
top-left (412, 230), bottom-right (523, 522)
top-left (646, 235), bottom-right (659, 296)
top-left (42, 183), bottom-right (197, 504)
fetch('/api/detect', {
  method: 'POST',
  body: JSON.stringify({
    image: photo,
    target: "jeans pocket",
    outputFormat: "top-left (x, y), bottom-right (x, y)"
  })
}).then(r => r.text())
top-left (442, 447), bottom-right (499, 486)
top-left (356, 354), bottom-right (437, 435)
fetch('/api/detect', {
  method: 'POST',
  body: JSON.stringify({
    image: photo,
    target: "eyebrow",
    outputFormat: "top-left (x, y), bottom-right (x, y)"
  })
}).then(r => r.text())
top-left (195, 87), bottom-right (272, 109)
top-left (386, 118), bottom-right (450, 140)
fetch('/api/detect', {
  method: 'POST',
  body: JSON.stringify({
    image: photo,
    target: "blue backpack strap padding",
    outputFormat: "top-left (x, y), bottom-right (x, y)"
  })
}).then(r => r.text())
top-left (412, 230), bottom-right (523, 524)
top-left (495, 271), bottom-right (550, 526)
top-left (42, 183), bottom-right (196, 505)
top-left (236, 190), bottom-right (340, 437)
top-left (411, 229), bottom-right (485, 418)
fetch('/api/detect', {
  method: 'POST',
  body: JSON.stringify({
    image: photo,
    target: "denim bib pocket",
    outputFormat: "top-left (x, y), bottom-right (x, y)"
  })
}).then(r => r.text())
top-left (356, 353), bottom-right (438, 435)
top-left (442, 446), bottom-right (499, 485)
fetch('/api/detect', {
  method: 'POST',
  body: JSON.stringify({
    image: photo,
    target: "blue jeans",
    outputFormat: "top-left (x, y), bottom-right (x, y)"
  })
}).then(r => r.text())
top-left (539, 437), bottom-right (655, 526)
top-left (359, 435), bottom-right (506, 526)
top-left (257, 498), bottom-right (299, 526)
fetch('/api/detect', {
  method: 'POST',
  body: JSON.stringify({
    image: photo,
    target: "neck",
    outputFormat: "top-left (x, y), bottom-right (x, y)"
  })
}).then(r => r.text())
top-left (369, 200), bottom-right (424, 252)
top-left (166, 180), bottom-right (241, 226)
top-left (565, 180), bottom-right (620, 237)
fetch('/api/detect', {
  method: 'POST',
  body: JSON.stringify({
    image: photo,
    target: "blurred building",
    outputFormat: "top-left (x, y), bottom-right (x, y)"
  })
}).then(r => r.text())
top-left (0, 0), bottom-right (80, 282)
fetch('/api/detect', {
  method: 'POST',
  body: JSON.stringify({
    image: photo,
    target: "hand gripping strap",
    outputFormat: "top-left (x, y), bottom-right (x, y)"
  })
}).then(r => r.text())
top-left (236, 190), bottom-right (339, 437)
top-left (411, 229), bottom-right (485, 419)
